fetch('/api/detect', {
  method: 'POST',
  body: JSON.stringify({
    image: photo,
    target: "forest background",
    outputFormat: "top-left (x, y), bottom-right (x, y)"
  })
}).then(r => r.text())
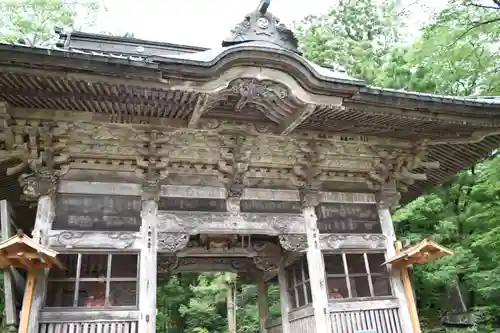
top-left (0, 0), bottom-right (499, 332)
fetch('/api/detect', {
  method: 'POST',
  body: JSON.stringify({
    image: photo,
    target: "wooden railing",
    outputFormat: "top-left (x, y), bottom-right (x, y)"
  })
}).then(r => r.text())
top-left (39, 310), bottom-right (139, 333)
top-left (329, 299), bottom-right (402, 333)
top-left (266, 299), bottom-right (403, 333)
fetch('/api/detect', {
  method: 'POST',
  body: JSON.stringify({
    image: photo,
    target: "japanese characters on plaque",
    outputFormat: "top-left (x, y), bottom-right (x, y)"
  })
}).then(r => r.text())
top-left (315, 203), bottom-right (381, 234)
top-left (53, 194), bottom-right (142, 231)
top-left (240, 200), bottom-right (302, 214)
top-left (158, 198), bottom-right (227, 212)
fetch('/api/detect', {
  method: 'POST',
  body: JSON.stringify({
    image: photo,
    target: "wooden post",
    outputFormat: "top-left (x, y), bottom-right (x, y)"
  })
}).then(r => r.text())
top-left (18, 269), bottom-right (37, 333)
top-left (227, 282), bottom-right (236, 333)
top-left (27, 194), bottom-right (55, 333)
top-left (277, 264), bottom-right (290, 333)
top-left (256, 275), bottom-right (269, 333)
top-left (378, 201), bottom-right (414, 333)
top-left (396, 240), bottom-right (422, 333)
top-left (303, 203), bottom-right (330, 333)
top-left (0, 200), bottom-right (17, 327)
top-left (138, 198), bottom-right (158, 333)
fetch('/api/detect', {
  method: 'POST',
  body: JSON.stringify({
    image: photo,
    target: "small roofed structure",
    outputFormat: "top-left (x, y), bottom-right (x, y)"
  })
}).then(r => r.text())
top-left (0, 230), bottom-right (64, 270)
top-left (384, 238), bottom-right (454, 267)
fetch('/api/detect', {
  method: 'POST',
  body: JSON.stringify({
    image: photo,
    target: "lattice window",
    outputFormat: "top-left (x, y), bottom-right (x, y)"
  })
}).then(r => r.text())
top-left (324, 252), bottom-right (391, 300)
top-left (45, 253), bottom-right (139, 309)
top-left (285, 256), bottom-right (312, 309)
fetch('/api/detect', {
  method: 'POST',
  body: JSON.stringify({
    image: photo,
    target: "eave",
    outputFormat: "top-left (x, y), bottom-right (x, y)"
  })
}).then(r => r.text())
top-left (0, 41), bottom-right (499, 207)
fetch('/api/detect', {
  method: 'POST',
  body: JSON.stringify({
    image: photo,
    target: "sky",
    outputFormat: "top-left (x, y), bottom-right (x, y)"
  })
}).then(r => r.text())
top-left (91, 0), bottom-right (450, 48)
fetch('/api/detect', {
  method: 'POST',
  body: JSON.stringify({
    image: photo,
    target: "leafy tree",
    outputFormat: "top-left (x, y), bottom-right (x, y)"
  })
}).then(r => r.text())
top-left (0, 0), bottom-right (101, 46)
top-left (295, 0), bottom-right (406, 82)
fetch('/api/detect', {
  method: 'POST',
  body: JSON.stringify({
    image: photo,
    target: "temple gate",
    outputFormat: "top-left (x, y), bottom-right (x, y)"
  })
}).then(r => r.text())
top-left (1, 1), bottom-right (500, 333)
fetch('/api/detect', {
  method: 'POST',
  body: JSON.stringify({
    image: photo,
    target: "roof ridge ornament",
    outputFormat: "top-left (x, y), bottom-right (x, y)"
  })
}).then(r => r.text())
top-left (222, 0), bottom-right (301, 54)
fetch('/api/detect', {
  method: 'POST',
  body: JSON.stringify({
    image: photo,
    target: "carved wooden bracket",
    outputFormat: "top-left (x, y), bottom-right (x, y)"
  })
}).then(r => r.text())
top-left (136, 130), bottom-right (170, 181)
top-left (279, 234), bottom-right (307, 252)
top-left (18, 171), bottom-right (59, 201)
top-left (218, 134), bottom-right (252, 202)
top-left (368, 143), bottom-right (439, 193)
top-left (251, 241), bottom-right (282, 272)
top-left (292, 140), bottom-right (324, 189)
top-left (157, 232), bottom-right (190, 252)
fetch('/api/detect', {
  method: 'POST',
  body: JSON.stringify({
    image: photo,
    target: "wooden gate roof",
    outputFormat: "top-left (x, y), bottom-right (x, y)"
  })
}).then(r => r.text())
top-left (0, 3), bottom-right (500, 213)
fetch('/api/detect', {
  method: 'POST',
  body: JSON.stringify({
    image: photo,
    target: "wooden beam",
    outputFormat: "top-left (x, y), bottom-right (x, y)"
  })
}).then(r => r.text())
top-left (160, 185), bottom-right (226, 199)
top-left (303, 204), bottom-right (330, 333)
top-left (378, 206), bottom-right (414, 333)
top-left (278, 104), bottom-right (317, 136)
top-left (396, 240), bottom-right (422, 333)
top-left (156, 211), bottom-right (306, 235)
top-left (18, 269), bottom-right (36, 333)
top-left (187, 94), bottom-right (211, 128)
top-left (58, 180), bottom-right (142, 196)
top-left (277, 263), bottom-right (290, 333)
top-left (0, 200), bottom-right (17, 326)
top-left (256, 274), bottom-right (269, 333)
top-left (138, 199), bottom-right (157, 333)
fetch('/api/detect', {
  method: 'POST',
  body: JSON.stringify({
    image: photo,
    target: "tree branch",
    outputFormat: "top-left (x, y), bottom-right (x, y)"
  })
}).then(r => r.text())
top-left (448, 17), bottom-right (500, 47)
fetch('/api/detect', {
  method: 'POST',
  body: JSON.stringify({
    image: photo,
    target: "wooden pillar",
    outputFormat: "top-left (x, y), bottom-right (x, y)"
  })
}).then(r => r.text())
top-left (377, 191), bottom-right (414, 333)
top-left (138, 181), bottom-right (158, 333)
top-left (256, 274), bottom-right (269, 333)
top-left (396, 241), bottom-right (422, 333)
top-left (301, 189), bottom-right (330, 333)
top-left (277, 264), bottom-right (290, 333)
top-left (0, 200), bottom-right (17, 327)
top-left (25, 180), bottom-right (57, 333)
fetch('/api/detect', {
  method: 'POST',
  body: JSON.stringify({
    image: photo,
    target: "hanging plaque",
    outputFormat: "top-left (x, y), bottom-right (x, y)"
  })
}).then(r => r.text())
top-left (316, 203), bottom-right (381, 234)
top-left (240, 200), bottom-right (302, 213)
top-left (53, 194), bottom-right (142, 231)
top-left (158, 198), bottom-right (226, 212)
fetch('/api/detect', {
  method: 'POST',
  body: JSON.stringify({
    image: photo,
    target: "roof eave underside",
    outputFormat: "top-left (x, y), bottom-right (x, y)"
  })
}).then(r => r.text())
top-left (0, 43), bottom-right (500, 205)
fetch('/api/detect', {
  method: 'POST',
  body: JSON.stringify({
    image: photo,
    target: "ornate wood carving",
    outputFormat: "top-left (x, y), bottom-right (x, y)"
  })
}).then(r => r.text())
top-left (368, 143), bottom-right (439, 194)
top-left (292, 141), bottom-right (325, 189)
top-left (320, 234), bottom-right (386, 250)
top-left (156, 211), bottom-right (305, 235)
top-left (229, 78), bottom-right (288, 112)
top-left (218, 134), bottom-right (252, 208)
top-left (53, 194), bottom-right (142, 231)
top-left (156, 232), bottom-right (189, 252)
top-left (47, 230), bottom-right (140, 249)
top-left (19, 172), bottom-right (59, 201)
top-left (136, 130), bottom-right (170, 181)
top-left (158, 256), bottom-right (257, 274)
top-left (279, 234), bottom-right (307, 252)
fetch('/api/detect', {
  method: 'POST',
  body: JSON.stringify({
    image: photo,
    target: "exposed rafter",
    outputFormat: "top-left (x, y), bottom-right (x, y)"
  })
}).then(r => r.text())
top-left (278, 104), bottom-right (317, 135)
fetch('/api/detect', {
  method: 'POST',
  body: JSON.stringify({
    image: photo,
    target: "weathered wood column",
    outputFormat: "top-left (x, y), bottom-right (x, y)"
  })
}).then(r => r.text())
top-left (377, 190), bottom-right (414, 333)
top-left (277, 263), bottom-right (290, 333)
top-left (1, 200), bottom-right (17, 328)
top-left (256, 274), bottom-right (269, 333)
top-left (138, 180), bottom-right (158, 333)
top-left (301, 188), bottom-right (330, 333)
top-left (22, 174), bottom-right (58, 333)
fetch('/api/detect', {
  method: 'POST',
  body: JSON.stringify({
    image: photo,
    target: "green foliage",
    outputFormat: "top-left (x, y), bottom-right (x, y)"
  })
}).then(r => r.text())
top-left (0, 0), bottom-right (100, 46)
top-left (156, 273), bottom-right (281, 333)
